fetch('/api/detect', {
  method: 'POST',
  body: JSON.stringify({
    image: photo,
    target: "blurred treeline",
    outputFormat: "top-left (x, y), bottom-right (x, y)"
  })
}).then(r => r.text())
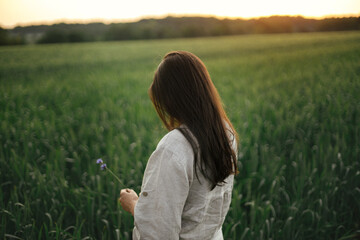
top-left (1, 15), bottom-right (360, 45)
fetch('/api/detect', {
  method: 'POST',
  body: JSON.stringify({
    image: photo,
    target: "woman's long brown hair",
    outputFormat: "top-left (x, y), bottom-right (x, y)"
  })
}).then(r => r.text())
top-left (149, 51), bottom-right (238, 190)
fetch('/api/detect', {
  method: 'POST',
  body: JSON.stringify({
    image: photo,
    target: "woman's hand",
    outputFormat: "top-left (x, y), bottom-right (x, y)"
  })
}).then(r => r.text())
top-left (119, 189), bottom-right (138, 216)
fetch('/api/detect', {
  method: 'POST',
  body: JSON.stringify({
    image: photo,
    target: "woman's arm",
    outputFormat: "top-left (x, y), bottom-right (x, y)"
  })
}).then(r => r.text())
top-left (127, 145), bottom-right (192, 239)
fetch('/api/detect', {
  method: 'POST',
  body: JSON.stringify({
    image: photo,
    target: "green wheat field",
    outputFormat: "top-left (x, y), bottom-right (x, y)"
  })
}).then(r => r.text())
top-left (1, 31), bottom-right (360, 239)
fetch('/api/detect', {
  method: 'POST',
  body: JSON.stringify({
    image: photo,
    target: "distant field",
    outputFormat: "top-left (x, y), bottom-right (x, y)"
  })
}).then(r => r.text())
top-left (1, 31), bottom-right (360, 239)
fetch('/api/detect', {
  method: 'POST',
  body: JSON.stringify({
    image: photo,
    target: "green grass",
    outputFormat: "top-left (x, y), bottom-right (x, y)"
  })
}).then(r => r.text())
top-left (1, 31), bottom-right (360, 239)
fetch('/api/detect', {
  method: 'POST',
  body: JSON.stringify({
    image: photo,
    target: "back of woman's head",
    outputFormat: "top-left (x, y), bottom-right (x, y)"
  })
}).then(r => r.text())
top-left (149, 51), bottom-right (238, 189)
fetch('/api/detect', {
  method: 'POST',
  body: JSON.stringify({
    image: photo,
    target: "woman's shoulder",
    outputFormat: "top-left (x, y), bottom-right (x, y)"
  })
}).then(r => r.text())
top-left (157, 128), bottom-right (191, 149)
top-left (156, 127), bottom-right (194, 160)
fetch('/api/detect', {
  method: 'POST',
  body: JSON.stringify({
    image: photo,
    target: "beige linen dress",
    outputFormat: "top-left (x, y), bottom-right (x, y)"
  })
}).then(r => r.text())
top-left (133, 126), bottom-right (237, 240)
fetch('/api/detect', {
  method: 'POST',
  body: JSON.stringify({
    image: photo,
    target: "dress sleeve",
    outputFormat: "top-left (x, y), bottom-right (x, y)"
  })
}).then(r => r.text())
top-left (133, 145), bottom-right (192, 239)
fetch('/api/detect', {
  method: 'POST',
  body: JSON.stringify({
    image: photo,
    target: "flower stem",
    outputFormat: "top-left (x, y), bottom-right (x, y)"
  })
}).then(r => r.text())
top-left (106, 168), bottom-right (125, 187)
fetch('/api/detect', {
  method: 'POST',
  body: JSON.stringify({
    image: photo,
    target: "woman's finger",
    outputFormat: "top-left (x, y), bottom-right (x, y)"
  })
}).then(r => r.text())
top-left (120, 189), bottom-right (128, 197)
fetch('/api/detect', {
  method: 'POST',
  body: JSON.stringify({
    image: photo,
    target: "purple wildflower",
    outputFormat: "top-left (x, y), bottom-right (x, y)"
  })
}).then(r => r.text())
top-left (95, 158), bottom-right (123, 186)
top-left (101, 163), bottom-right (107, 171)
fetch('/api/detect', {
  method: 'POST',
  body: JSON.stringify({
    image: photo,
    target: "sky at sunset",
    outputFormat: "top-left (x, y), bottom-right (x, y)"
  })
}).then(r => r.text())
top-left (1, 0), bottom-right (360, 28)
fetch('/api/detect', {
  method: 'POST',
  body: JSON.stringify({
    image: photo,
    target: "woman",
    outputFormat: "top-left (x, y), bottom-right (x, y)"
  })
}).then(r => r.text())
top-left (119, 51), bottom-right (238, 240)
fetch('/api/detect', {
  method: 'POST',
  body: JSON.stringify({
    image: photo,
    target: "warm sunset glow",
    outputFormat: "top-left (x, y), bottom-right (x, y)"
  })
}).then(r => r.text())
top-left (0, 0), bottom-right (359, 28)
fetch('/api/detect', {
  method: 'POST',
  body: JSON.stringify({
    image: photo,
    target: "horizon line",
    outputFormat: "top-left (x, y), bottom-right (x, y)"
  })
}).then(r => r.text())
top-left (2, 13), bottom-right (359, 29)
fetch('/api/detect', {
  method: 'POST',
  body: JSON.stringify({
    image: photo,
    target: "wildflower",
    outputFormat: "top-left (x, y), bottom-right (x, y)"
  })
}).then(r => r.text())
top-left (96, 158), bottom-right (124, 187)
top-left (101, 163), bottom-right (107, 170)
